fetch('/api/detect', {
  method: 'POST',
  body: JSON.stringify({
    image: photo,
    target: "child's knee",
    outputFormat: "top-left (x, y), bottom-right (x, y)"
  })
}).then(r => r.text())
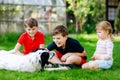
top-left (82, 63), bottom-right (89, 69)
top-left (66, 55), bottom-right (81, 64)
top-left (88, 61), bottom-right (99, 69)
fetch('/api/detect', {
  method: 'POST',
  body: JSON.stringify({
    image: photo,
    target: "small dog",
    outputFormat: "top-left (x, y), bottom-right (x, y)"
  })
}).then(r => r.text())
top-left (0, 48), bottom-right (54, 72)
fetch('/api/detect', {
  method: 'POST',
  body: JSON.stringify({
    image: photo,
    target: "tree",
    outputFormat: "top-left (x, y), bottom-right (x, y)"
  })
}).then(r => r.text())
top-left (66, 0), bottom-right (105, 34)
top-left (114, 3), bottom-right (120, 34)
top-left (67, 0), bottom-right (90, 33)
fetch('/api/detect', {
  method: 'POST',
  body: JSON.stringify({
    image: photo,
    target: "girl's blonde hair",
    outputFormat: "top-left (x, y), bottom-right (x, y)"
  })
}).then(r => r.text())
top-left (96, 21), bottom-right (114, 41)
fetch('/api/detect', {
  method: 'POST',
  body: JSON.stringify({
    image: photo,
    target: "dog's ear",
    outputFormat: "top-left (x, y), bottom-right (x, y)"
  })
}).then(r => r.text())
top-left (32, 48), bottom-right (46, 52)
top-left (40, 52), bottom-right (49, 69)
top-left (32, 48), bottom-right (39, 52)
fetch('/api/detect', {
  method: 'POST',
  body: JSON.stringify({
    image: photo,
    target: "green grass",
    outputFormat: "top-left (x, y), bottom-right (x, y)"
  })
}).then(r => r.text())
top-left (0, 33), bottom-right (120, 80)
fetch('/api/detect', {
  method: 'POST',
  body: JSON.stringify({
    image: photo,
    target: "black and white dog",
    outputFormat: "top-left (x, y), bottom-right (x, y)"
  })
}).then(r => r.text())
top-left (0, 48), bottom-right (54, 72)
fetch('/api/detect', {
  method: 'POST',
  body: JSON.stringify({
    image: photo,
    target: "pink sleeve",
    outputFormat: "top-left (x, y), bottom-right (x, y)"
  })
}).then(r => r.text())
top-left (104, 41), bottom-right (113, 60)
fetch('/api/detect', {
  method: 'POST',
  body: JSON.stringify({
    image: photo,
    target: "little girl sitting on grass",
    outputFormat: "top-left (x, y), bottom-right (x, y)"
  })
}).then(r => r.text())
top-left (82, 21), bottom-right (114, 69)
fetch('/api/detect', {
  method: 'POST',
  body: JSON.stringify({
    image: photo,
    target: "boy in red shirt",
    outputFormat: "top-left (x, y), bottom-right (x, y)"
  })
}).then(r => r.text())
top-left (12, 18), bottom-right (44, 55)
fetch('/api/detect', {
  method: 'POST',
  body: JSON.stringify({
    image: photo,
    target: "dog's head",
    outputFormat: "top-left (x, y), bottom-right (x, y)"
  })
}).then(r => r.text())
top-left (40, 52), bottom-right (49, 69)
top-left (31, 48), bottom-right (54, 70)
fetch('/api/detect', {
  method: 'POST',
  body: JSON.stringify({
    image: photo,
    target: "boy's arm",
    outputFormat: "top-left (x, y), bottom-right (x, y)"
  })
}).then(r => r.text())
top-left (47, 42), bottom-right (55, 51)
top-left (61, 51), bottom-right (86, 62)
top-left (39, 44), bottom-right (44, 48)
top-left (73, 51), bottom-right (87, 57)
top-left (14, 43), bottom-right (21, 50)
top-left (11, 43), bottom-right (22, 54)
top-left (63, 51), bottom-right (86, 59)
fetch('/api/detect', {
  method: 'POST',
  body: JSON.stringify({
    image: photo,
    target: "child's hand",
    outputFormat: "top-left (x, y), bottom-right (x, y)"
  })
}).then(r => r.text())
top-left (91, 56), bottom-right (96, 60)
top-left (61, 53), bottom-right (73, 62)
top-left (91, 54), bottom-right (99, 60)
top-left (92, 54), bottom-right (104, 60)
top-left (8, 49), bottom-right (16, 54)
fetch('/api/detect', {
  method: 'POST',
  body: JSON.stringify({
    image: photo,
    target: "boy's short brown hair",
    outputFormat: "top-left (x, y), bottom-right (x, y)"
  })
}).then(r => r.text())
top-left (24, 18), bottom-right (38, 28)
top-left (52, 25), bottom-right (68, 36)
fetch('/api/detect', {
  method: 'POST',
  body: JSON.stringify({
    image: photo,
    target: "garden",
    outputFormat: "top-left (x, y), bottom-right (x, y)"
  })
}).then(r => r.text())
top-left (0, 0), bottom-right (120, 80)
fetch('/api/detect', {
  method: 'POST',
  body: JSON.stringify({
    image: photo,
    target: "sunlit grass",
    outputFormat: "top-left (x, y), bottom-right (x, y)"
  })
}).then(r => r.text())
top-left (0, 33), bottom-right (120, 80)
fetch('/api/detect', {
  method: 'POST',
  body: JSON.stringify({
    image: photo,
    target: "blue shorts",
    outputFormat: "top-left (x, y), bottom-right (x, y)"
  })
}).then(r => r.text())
top-left (94, 60), bottom-right (113, 69)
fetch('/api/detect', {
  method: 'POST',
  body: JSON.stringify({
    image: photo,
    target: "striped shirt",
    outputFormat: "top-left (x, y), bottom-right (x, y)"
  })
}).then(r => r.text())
top-left (94, 39), bottom-right (114, 60)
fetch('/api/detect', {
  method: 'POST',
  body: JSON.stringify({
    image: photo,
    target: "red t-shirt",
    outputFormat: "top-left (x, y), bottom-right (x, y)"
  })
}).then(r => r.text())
top-left (18, 32), bottom-right (44, 54)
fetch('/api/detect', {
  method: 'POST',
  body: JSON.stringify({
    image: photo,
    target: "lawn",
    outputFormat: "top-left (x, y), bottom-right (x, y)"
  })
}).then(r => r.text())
top-left (0, 33), bottom-right (120, 80)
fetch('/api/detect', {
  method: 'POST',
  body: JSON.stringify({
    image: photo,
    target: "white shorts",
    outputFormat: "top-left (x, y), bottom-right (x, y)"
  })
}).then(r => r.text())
top-left (94, 60), bottom-right (113, 69)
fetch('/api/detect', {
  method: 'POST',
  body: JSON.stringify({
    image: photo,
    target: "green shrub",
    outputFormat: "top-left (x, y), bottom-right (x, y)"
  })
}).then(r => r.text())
top-left (114, 3), bottom-right (120, 34)
top-left (0, 33), bottom-right (20, 43)
top-left (0, 33), bottom-right (20, 50)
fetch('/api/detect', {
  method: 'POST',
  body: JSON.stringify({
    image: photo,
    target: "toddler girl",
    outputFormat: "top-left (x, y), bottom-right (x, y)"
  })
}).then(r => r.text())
top-left (82, 21), bottom-right (114, 69)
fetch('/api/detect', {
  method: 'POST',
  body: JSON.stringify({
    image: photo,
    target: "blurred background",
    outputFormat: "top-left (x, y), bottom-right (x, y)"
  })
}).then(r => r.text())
top-left (0, 0), bottom-right (120, 35)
